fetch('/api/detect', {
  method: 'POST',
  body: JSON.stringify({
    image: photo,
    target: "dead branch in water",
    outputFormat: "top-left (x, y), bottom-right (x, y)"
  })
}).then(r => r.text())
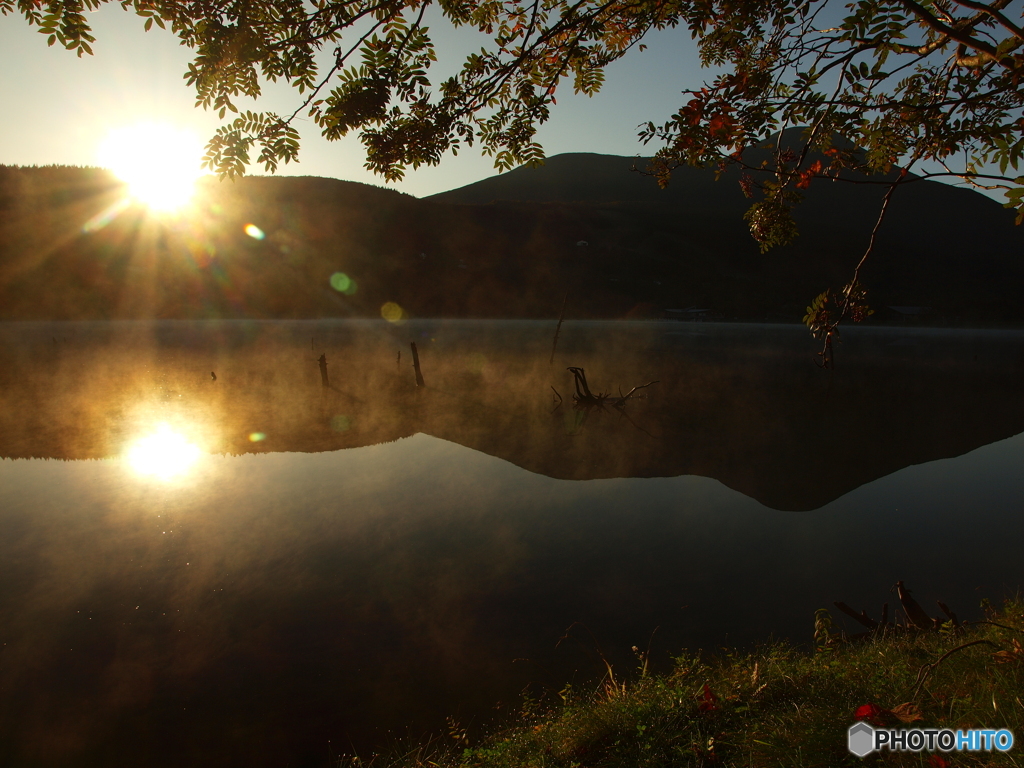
top-left (550, 385), bottom-right (563, 411)
top-left (410, 342), bottom-right (425, 387)
top-left (566, 367), bottom-right (658, 409)
top-left (830, 581), bottom-right (965, 642)
top-left (549, 291), bottom-right (568, 365)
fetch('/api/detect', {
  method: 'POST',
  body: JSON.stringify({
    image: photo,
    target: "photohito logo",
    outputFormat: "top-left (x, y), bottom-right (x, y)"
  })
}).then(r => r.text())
top-left (848, 722), bottom-right (1015, 757)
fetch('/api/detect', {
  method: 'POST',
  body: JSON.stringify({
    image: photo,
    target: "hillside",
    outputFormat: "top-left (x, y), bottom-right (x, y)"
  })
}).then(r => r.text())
top-left (1, 141), bottom-right (1022, 322)
top-left (431, 146), bottom-right (1024, 323)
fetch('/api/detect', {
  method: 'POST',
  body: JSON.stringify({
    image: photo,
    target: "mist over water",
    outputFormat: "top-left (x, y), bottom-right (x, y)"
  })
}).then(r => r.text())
top-left (1, 320), bottom-right (1023, 767)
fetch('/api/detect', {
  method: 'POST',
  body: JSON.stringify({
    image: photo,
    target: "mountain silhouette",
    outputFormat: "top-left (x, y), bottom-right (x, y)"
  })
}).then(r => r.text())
top-left (2, 132), bottom-right (1023, 322)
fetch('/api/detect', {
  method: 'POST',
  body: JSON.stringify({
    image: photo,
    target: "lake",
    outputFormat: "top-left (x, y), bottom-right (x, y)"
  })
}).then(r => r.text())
top-left (1, 319), bottom-right (1023, 767)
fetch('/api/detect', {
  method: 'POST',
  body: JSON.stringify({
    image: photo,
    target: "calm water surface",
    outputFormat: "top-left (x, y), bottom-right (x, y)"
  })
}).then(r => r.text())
top-left (1, 320), bottom-right (1022, 767)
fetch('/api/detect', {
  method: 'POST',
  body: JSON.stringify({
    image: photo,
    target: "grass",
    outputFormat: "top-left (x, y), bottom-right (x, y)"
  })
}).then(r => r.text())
top-left (346, 600), bottom-right (1024, 768)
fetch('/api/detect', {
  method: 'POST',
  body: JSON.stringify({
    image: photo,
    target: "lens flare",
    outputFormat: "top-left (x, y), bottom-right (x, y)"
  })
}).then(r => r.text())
top-left (381, 302), bottom-right (406, 323)
top-left (83, 198), bottom-right (132, 233)
top-left (245, 224), bottom-right (265, 240)
top-left (330, 272), bottom-right (358, 296)
top-left (126, 423), bottom-right (201, 480)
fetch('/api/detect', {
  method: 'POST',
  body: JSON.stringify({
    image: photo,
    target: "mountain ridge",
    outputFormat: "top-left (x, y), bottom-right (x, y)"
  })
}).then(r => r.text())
top-left (1, 146), bottom-right (1022, 323)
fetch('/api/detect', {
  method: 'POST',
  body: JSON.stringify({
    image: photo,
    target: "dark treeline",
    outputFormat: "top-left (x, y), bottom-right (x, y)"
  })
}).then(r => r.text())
top-left (2, 140), bottom-right (1024, 322)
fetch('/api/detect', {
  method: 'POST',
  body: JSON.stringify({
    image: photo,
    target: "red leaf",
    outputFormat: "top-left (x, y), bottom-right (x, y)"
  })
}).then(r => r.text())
top-left (680, 98), bottom-right (704, 126)
top-left (795, 160), bottom-right (823, 189)
top-left (854, 703), bottom-right (881, 719)
top-left (708, 112), bottom-right (734, 139)
top-left (854, 703), bottom-right (889, 726)
top-left (928, 755), bottom-right (952, 768)
top-left (697, 683), bottom-right (719, 712)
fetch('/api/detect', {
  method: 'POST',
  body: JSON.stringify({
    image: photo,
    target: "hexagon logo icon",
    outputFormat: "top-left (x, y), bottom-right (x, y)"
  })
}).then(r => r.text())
top-left (848, 722), bottom-right (875, 757)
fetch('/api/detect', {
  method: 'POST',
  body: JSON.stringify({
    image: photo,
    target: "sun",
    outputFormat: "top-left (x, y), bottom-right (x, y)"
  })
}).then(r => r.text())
top-left (98, 122), bottom-right (205, 212)
top-left (126, 423), bottom-right (202, 480)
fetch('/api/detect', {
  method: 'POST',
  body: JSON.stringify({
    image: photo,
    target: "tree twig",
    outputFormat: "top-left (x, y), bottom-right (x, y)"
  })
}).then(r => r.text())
top-left (912, 640), bottom-right (1001, 699)
top-left (972, 620), bottom-right (1024, 635)
top-left (814, 175), bottom-right (902, 368)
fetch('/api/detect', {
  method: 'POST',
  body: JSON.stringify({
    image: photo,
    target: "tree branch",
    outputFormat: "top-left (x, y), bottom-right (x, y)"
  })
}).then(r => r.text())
top-left (947, 0), bottom-right (1024, 42)
top-left (845, 175), bottom-right (901, 309)
top-left (896, 0), bottom-right (1020, 67)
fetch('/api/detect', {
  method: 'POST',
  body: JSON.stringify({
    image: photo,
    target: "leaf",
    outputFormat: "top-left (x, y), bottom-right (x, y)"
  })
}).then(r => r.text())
top-left (854, 703), bottom-right (882, 719)
top-left (853, 702), bottom-right (890, 726)
top-left (992, 638), bottom-right (1024, 663)
top-left (795, 160), bottom-right (822, 189)
top-left (743, 196), bottom-right (800, 252)
top-left (890, 702), bottom-right (923, 723)
top-left (697, 683), bottom-right (719, 712)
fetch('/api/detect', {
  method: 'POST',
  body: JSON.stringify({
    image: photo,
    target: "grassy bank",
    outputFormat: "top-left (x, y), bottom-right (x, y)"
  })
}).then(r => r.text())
top-left (353, 600), bottom-right (1024, 768)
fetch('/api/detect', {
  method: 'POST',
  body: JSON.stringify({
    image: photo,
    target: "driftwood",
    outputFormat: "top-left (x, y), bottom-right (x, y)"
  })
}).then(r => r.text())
top-left (895, 580), bottom-right (935, 630)
top-left (833, 581), bottom-right (962, 640)
top-left (566, 367), bottom-right (658, 409)
top-left (834, 601), bottom-right (887, 632)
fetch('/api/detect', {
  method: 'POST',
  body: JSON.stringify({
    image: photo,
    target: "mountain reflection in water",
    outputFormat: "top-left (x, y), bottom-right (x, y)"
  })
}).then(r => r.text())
top-left (1, 320), bottom-right (1023, 767)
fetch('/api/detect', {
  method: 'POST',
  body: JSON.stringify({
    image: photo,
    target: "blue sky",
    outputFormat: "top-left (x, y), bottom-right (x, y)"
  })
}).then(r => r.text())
top-left (0, 7), bottom-right (707, 197)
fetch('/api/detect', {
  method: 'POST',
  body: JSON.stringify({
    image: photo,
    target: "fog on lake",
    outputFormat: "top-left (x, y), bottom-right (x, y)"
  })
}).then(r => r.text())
top-left (1, 319), bottom-right (1022, 767)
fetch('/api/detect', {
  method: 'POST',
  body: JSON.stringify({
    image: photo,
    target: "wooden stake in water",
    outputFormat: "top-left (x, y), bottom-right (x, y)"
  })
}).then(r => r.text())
top-left (317, 353), bottom-right (330, 389)
top-left (410, 342), bottom-right (425, 387)
top-left (549, 291), bottom-right (568, 365)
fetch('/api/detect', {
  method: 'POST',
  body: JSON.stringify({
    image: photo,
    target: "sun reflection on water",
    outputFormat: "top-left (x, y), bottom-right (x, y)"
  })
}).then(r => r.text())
top-left (126, 423), bottom-right (201, 480)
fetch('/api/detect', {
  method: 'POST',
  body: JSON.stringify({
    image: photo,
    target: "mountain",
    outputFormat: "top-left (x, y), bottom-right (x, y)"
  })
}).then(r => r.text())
top-left (2, 136), bottom-right (1023, 322)
top-left (430, 146), bottom-right (1024, 323)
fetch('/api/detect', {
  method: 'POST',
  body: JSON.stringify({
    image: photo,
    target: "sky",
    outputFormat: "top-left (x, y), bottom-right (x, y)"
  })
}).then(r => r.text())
top-left (0, 6), bottom-right (709, 198)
